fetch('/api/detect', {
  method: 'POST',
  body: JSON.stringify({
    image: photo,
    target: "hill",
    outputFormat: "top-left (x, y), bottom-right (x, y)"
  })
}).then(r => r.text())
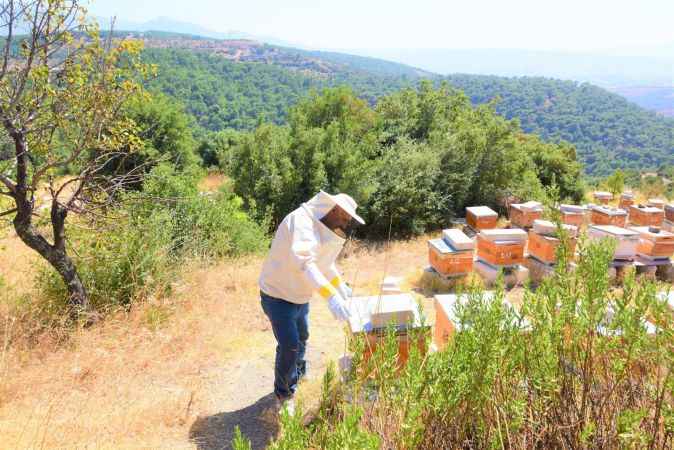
top-left (135, 34), bottom-right (673, 176)
top-left (609, 85), bottom-right (674, 117)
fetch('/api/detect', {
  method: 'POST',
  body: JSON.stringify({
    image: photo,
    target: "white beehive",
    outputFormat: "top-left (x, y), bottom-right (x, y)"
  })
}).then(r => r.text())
top-left (588, 225), bottom-right (639, 260)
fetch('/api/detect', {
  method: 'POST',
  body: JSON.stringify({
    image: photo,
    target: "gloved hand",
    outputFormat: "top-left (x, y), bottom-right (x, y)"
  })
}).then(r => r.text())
top-left (327, 293), bottom-right (351, 322)
top-left (337, 282), bottom-right (352, 300)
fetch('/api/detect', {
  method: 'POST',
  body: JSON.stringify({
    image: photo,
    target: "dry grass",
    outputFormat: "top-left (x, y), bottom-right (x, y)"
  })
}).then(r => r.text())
top-left (198, 172), bottom-right (228, 192)
top-left (0, 231), bottom-right (439, 448)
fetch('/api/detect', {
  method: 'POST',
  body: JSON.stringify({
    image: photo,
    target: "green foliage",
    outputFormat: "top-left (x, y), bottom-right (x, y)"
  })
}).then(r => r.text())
top-left (272, 240), bottom-right (674, 448)
top-left (445, 75), bottom-right (674, 176)
top-left (230, 84), bottom-right (582, 236)
top-left (604, 169), bottom-right (626, 196)
top-left (38, 165), bottom-right (267, 312)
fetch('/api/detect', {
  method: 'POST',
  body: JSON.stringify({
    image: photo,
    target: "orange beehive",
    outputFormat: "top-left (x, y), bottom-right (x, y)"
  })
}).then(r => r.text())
top-left (559, 204), bottom-right (585, 227)
top-left (594, 191), bottom-right (613, 204)
top-left (527, 231), bottom-right (577, 265)
top-left (466, 206), bottom-right (498, 230)
top-left (428, 241), bottom-right (474, 276)
top-left (665, 205), bottom-right (674, 222)
top-left (434, 292), bottom-right (497, 349)
top-left (629, 205), bottom-right (665, 227)
top-left (590, 206), bottom-right (627, 227)
top-left (476, 229), bottom-right (527, 267)
top-left (509, 201), bottom-right (543, 228)
top-left (631, 226), bottom-right (674, 258)
top-left (348, 294), bottom-right (430, 367)
top-left (619, 192), bottom-right (635, 210)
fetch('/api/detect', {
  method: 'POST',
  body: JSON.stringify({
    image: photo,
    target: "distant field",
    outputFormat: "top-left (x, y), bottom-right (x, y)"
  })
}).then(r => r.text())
top-left (610, 85), bottom-right (674, 117)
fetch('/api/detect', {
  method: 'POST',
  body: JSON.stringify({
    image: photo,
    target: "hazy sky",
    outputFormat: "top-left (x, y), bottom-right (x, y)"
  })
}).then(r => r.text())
top-left (88, 0), bottom-right (674, 51)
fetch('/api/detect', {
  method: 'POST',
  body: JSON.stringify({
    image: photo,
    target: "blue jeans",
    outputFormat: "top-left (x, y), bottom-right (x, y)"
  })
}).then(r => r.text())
top-left (260, 292), bottom-right (309, 400)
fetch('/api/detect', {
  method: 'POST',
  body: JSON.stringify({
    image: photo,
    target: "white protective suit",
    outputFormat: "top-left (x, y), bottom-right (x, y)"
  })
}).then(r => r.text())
top-left (259, 191), bottom-right (362, 304)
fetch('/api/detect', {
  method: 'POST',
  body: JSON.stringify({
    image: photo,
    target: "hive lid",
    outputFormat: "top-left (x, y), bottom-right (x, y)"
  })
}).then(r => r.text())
top-left (532, 220), bottom-right (578, 237)
top-left (589, 225), bottom-right (639, 237)
top-left (629, 226), bottom-right (674, 240)
top-left (591, 205), bottom-right (627, 216)
top-left (442, 228), bottom-right (474, 251)
top-left (559, 204), bottom-right (585, 214)
top-left (466, 206), bottom-right (498, 218)
top-left (631, 205), bottom-right (663, 213)
top-left (429, 238), bottom-right (472, 254)
top-left (479, 228), bottom-right (527, 242)
top-left (594, 191), bottom-right (613, 198)
top-left (512, 201), bottom-right (543, 212)
top-left (434, 292), bottom-right (496, 325)
top-left (647, 198), bottom-right (665, 207)
top-left (347, 294), bottom-right (422, 333)
top-left (621, 191), bottom-right (635, 199)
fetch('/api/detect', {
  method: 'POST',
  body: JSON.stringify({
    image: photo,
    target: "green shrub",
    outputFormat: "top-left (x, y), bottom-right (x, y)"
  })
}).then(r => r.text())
top-left (269, 239), bottom-right (674, 449)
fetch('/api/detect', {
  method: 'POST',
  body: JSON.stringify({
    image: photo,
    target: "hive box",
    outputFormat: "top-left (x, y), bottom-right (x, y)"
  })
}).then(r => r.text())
top-left (476, 228), bottom-right (527, 267)
top-left (588, 225), bottom-right (639, 260)
top-left (630, 226), bottom-right (674, 259)
top-left (559, 204), bottom-right (586, 227)
top-left (647, 198), bottom-right (665, 209)
top-left (590, 205), bottom-right (627, 227)
top-left (594, 191), bottom-right (613, 204)
top-left (665, 205), bottom-right (674, 222)
top-left (619, 192), bottom-right (635, 210)
top-left (434, 292), bottom-right (495, 349)
top-left (347, 294), bottom-right (429, 365)
top-left (466, 206), bottom-right (498, 230)
top-left (428, 238), bottom-right (474, 277)
top-left (509, 201), bottom-right (543, 229)
top-left (629, 205), bottom-right (665, 227)
top-left (528, 221), bottom-right (578, 265)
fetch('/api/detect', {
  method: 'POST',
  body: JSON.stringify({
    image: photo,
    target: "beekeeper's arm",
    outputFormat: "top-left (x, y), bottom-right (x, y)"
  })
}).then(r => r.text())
top-left (325, 263), bottom-right (352, 300)
top-left (289, 216), bottom-right (350, 321)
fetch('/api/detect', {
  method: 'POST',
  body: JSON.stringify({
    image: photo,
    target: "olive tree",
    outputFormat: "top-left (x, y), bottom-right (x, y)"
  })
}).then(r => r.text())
top-left (0, 0), bottom-right (148, 318)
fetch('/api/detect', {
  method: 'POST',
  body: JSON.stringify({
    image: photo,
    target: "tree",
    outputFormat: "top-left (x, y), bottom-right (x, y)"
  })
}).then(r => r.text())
top-left (604, 169), bottom-right (625, 196)
top-left (0, 1), bottom-right (147, 318)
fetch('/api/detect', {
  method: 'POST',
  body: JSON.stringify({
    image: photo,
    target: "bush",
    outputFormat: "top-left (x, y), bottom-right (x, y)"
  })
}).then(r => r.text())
top-left (252, 239), bottom-right (674, 449)
top-left (37, 164), bottom-right (268, 313)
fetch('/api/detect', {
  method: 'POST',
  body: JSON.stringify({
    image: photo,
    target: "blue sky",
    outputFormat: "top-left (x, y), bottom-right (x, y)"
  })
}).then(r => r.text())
top-left (88, 0), bottom-right (674, 52)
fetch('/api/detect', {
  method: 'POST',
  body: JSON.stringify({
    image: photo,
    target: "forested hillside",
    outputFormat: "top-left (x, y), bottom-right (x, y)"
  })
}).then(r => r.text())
top-left (141, 44), bottom-right (674, 176)
top-left (444, 75), bottom-right (674, 175)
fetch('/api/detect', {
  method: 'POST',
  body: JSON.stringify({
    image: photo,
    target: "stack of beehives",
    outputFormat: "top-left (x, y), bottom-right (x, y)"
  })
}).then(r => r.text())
top-left (631, 226), bottom-right (674, 267)
top-left (588, 225), bottom-right (640, 272)
top-left (474, 228), bottom-right (529, 285)
top-left (509, 201), bottom-right (543, 229)
top-left (427, 228), bottom-right (475, 278)
top-left (619, 191), bottom-right (635, 210)
top-left (527, 220), bottom-right (578, 265)
top-left (559, 204), bottom-right (586, 227)
top-left (629, 204), bottom-right (665, 227)
top-left (590, 205), bottom-right (628, 227)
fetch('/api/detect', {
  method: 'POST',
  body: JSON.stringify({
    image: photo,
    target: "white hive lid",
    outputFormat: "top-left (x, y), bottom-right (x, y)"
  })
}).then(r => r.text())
top-left (434, 291), bottom-right (496, 328)
top-left (518, 200), bottom-right (543, 212)
top-left (621, 191), bottom-right (635, 199)
top-left (442, 228), bottom-right (474, 251)
top-left (628, 226), bottom-right (674, 240)
top-left (631, 205), bottom-right (663, 213)
top-left (648, 198), bottom-right (665, 206)
top-left (466, 206), bottom-right (498, 218)
top-left (591, 205), bottom-right (627, 216)
top-left (347, 294), bottom-right (422, 333)
top-left (589, 225), bottom-right (639, 237)
top-left (560, 204), bottom-right (585, 214)
top-left (480, 228), bottom-right (527, 242)
top-left (532, 219), bottom-right (556, 235)
top-left (594, 191), bottom-right (613, 198)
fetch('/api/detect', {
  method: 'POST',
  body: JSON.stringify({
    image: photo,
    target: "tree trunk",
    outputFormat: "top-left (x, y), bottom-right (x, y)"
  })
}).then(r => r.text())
top-left (10, 132), bottom-right (92, 318)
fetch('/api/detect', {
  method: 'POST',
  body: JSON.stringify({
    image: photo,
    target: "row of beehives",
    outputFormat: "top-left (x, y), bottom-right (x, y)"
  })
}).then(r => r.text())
top-left (345, 289), bottom-right (674, 365)
top-left (429, 200), bottom-right (674, 281)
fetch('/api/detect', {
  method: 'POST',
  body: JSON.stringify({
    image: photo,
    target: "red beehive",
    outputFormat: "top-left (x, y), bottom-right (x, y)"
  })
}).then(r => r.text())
top-left (664, 204), bottom-right (674, 222)
top-left (527, 231), bottom-right (577, 265)
top-left (428, 229), bottom-right (474, 276)
top-left (619, 192), bottom-right (635, 210)
top-left (631, 226), bottom-right (674, 258)
top-left (629, 205), bottom-right (665, 227)
top-left (476, 229), bottom-right (527, 267)
top-left (594, 191), bottom-right (613, 205)
top-left (559, 204), bottom-right (585, 228)
top-left (466, 206), bottom-right (498, 230)
top-left (509, 201), bottom-right (543, 229)
top-left (590, 205), bottom-right (627, 227)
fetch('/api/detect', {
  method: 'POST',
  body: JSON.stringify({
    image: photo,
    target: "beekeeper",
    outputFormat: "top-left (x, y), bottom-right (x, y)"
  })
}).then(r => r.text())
top-left (259, 190), bottom-right (365, 411)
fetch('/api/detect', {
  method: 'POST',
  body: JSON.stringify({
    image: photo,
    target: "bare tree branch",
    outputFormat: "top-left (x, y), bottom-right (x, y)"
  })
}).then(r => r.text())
top-left (0, 172), bottom-right (16, 192)
top-left (0, 207), bottom-right (17, 217)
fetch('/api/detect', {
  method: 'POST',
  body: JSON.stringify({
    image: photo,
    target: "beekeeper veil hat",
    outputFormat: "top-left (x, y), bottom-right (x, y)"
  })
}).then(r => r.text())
top-left (303, 190), bottom-right (366, 225)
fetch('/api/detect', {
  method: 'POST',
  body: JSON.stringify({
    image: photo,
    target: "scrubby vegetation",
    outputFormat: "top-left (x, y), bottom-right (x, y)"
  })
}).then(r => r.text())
top-left (240, 240), bottom-right (674, 449)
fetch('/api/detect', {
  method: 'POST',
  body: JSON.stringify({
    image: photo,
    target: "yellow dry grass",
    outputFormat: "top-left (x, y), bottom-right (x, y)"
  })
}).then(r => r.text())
top-left (0, 231), bottom-right (438, 448)
top-left (198, 172), bottom-right (228, 192)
